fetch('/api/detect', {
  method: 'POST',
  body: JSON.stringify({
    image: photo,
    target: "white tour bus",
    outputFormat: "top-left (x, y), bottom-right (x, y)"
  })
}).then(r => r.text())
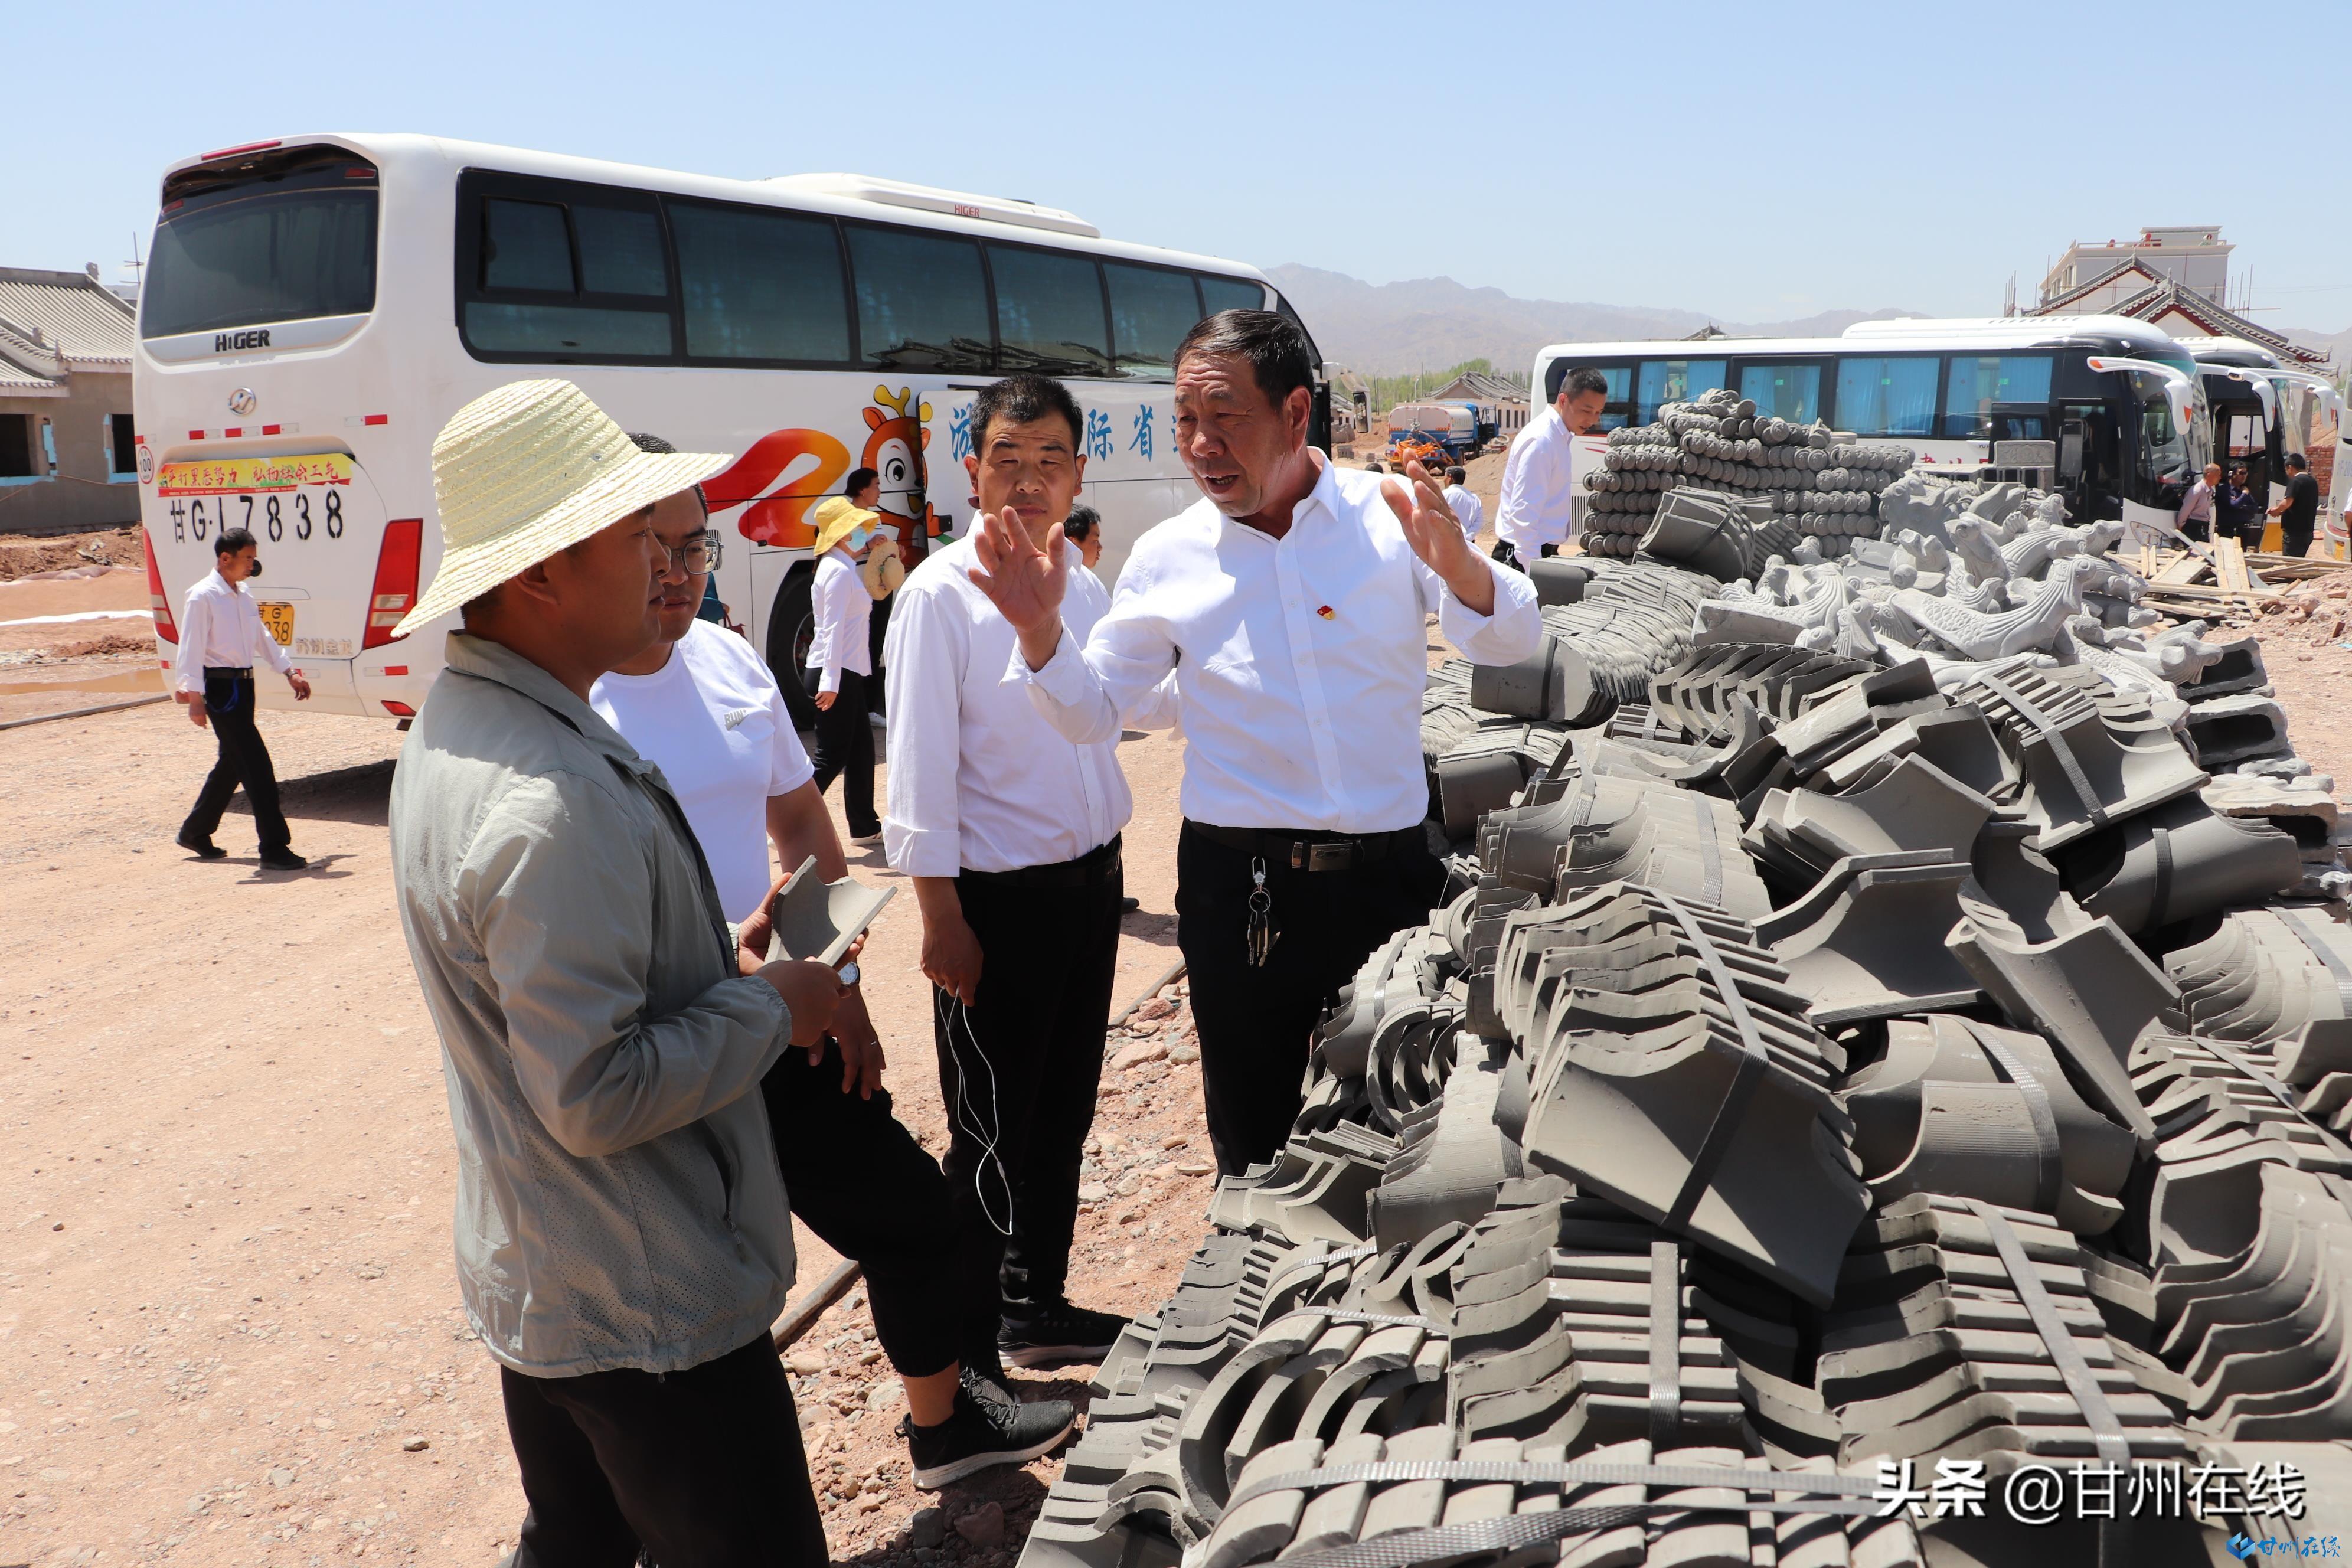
top-left (132, 134), bottom-right (1330, 723)
top-left (1528, 315), bottom-right (2223, 542)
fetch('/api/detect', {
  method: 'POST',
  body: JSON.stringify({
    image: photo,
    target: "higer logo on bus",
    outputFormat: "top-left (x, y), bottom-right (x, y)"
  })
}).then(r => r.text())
top-left (214, 329), bottom-right (271, 353)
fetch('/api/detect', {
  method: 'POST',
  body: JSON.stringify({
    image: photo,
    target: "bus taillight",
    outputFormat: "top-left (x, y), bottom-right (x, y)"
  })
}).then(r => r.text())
top-left (145, 532), bottom-right (179, 644)
top-left (365, 518), bottom-right (424, 649)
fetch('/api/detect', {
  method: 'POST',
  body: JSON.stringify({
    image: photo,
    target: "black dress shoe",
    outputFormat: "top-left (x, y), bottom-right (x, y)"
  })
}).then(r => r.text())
top-left (1120, 895), bottom-right (1141, 913)
top-left (175, 831), bottom-right (227, 860)
top-left (259, 849), bottom-right (310, 871)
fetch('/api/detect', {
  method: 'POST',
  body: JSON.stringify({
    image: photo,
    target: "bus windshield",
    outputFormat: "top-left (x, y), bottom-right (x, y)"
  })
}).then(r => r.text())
top-left (2128, 368), bottom-right (2203, 493)
top-left (143, 150), bottom-right (378, 339)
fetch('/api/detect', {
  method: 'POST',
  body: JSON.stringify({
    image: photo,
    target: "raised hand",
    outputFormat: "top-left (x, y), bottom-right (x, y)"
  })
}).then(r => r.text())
top-left (1383, 459), bottom-right (1494, 615)
top-left (965, 505), bottom-right (1069, 668)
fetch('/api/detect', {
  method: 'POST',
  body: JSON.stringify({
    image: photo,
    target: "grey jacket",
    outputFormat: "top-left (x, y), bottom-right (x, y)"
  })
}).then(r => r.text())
top-left (390, 632), bottom-right (795, 1377)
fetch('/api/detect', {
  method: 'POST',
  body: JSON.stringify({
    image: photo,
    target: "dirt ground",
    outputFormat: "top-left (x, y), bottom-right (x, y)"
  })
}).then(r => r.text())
top-left (8, 499), bottom-right (2350, 1568)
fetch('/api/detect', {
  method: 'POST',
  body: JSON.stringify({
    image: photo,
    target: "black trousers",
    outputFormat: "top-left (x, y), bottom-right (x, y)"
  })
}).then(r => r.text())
top-left (181, 671), bottom-right (289, 851)
top-left (802, 668), bottom-right (878, 838)
top-left (761, 1038), bottom-right (958, 1380)
top-left (930, 842), bottom-right (1123, 1366)
top-left (500, 1333), bottom-right (827, 1568)
top-left (1176, 823), bottom-right (1445, 1176)
top-left (2282, 522), bottom-right (2315, 558)
top-left (2180, 512), bottom-right (2211, 543)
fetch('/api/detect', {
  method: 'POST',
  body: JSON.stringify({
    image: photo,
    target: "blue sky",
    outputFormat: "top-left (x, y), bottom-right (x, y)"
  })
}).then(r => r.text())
top-left (14, 0), bottom-right (2347, 334)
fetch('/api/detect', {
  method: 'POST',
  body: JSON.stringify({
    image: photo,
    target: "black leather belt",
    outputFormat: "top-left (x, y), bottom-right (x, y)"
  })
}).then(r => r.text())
top-left (205, 667), bottom-right (255, 678)
top-left (960, 834), bottom-right (1122, 888)
top-left (1186, 820), bottom-right (1420, 873)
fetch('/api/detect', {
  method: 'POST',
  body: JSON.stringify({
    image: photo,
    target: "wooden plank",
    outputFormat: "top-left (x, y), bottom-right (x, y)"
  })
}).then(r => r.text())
top-left (2152, 551), bottom-right (2209, 586)
top-left (2217, 537), bottom-right (2250, 597)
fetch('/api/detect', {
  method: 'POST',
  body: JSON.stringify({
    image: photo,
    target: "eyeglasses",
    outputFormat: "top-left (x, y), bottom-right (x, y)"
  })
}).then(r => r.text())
top-left (661, 532), bottom-right (723, 574)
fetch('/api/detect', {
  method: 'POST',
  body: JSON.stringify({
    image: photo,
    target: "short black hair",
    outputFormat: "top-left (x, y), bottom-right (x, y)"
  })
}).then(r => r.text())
top-left (2286, 452), bottom-right (2308, 472)
top-left (844, 466), bottom-right (880, 497)
top-left (215, 527), bottom-right (257, 557)
top-left (1174, 309), bottom-right (1314, 410)
top-left (1063, 503), bottom-right (1100, 543)
top-left (1563, 368), bottom-right (1609, 401)
top-left (1365, 460), bottom-right (1385, 473)
top-left (1446, 465), bottom-right (1467, 484)
top-left (969, 374), bottom-right (1084, 455)
top-left (626, 431), bottom-right (708, 515)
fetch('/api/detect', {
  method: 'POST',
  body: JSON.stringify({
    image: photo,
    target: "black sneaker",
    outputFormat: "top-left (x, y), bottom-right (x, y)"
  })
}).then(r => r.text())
top-left (999, 1297), bottom-right (1129, 1370)
top-left (897, 1368), bottom-right (1074, 1489)
top-left (259, 849), bottom-right (309, 871)
top-left (175, 831), bottom-right (226, 860)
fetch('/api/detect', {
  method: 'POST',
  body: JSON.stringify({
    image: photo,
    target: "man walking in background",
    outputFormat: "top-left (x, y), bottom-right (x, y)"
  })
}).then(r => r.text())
top-left (388, 378), bottom-right (847, 1565)
top-left (173, 525), bottom-right (312, 868)
top-left (968, 312), bottom-right (1542, 1177)
top-left (1494, 367), bottom-right (1605, 567)
top-left (1442, 464), bottom-right (1484, 540)
top-left (886, 374), bottom-right (1136, 1378)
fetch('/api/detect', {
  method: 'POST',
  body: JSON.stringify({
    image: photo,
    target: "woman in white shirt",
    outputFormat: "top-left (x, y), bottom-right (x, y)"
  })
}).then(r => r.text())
top-left (802, 495), bottom-right (883, 842)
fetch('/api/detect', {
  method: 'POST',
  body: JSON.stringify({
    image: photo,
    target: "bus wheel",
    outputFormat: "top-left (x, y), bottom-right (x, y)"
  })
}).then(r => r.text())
top-left (766, 564), bottom-right (819, 732)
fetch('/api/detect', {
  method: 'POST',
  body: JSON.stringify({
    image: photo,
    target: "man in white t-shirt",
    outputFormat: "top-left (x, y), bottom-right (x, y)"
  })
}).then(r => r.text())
top-left (590, 434), bottom-right (1072, 1489)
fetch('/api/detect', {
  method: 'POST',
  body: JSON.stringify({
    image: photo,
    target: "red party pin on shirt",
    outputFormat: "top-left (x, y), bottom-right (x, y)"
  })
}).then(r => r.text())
top-left (1315, 604), bottom-right (1337, 620)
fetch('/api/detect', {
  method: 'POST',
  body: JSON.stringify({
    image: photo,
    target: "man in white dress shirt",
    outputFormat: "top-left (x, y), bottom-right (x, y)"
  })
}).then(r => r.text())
top-left (1494, 366), bottom-right (1606, 569)
top-left (884, 374), bottom-right (1136, 1376)
top-left (802, 496), bottom-right (881, 842)
top-left (1442, 465), bottom-right (1484, 540)
top-left (968, 311), bottom-right (1543, 1176)
top-left (173, 526), bottom-right (313, 868)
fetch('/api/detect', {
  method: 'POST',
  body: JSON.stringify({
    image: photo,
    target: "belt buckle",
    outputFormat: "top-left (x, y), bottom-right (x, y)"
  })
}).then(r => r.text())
top-left (1304, 841), bottom-right (1354, 873)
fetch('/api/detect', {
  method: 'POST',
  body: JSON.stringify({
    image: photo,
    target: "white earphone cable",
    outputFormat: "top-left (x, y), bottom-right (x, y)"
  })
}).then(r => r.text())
top-left (936, 988), bottom-right (1014, 1237)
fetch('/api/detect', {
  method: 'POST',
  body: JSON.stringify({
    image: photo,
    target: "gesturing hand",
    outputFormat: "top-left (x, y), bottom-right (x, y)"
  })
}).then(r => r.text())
top-left (965, 505), bottom-right (1069, 669)
top-left (1383, 460), bottom-right (1495, 616)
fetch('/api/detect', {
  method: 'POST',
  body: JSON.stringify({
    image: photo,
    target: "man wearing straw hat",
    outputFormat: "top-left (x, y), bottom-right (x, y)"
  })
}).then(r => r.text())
top-left (388, 378), bottom-right (848, 1566)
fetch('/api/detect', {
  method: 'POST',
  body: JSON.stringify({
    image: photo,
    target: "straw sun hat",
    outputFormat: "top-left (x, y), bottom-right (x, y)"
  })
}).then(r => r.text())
top-left (809, 494), bottom-right (884, 558)
top-left (394, 379), bottom-right (733, 636)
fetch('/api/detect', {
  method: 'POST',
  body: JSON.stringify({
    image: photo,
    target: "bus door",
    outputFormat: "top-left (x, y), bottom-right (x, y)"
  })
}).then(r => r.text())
top-left (2055, 403), bottom-right (2122, 522)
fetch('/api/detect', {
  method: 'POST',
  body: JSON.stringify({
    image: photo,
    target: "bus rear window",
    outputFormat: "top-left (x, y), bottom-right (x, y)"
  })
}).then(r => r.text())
top-left (143, 150), bottom-right (378, 339)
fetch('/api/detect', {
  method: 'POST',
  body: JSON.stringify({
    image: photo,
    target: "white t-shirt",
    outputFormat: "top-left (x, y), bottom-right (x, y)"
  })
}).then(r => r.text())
top-left (590, 619), bottom-right (816, 923)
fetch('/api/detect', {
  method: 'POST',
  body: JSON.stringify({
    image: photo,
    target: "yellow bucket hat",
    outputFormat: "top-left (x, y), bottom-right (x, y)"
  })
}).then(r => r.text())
top-left (810, 495), bottom-right (884, 558)
top-left (397, 379), bottom-right (731, 636)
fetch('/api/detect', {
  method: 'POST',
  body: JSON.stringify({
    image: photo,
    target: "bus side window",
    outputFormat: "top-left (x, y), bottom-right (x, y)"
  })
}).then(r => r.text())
top-left (845, 224), bottom-right (992, 374)
top-left (1106, 263), bottom-right (1200, 381)
top-left (1942, 355), bottom-right (2052, 439)
top-left (671, 202), bottom-right (852, 364)
top-left (1738, 364), bottom-right (1822, 424)
top-left (482, 200), bottom-right (573, 292)
top-left (1636, 359), bottom-right (1727, 423)
top-left (463, 178), bottom-right (675, 361)
top-left (1197, 275), bottom-right (1265, 316)
top-left (989, 245), bottom-right (1109, 377)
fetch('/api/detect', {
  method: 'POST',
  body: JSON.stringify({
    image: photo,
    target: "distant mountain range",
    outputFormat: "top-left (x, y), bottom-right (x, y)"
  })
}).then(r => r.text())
top-left (1267, 264), bottom-right (1926, 380)
top-left (1268, 264), bottom-right (2350, 384)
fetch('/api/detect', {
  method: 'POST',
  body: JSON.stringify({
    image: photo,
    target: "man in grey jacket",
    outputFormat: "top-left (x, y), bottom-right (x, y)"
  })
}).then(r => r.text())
top-left (388, 379), bottom-right (846, 1567)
